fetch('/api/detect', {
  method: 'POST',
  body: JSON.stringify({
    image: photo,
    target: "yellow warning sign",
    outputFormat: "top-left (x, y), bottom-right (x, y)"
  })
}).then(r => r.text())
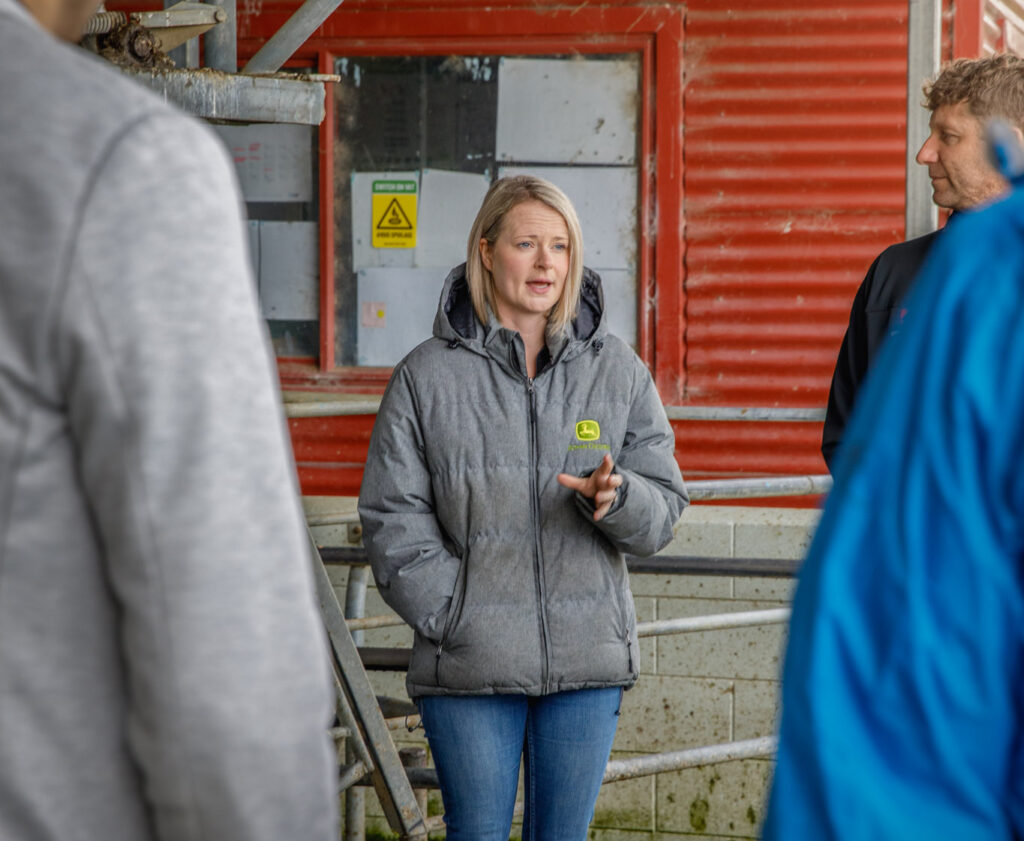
top-left (372, 179), bottom-right (417, 248)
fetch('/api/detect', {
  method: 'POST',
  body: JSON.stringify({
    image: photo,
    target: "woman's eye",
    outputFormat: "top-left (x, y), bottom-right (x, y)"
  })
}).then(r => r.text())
top-left (517, 241), bottom-right (532, 249)
top-left (553, 243), bottom-right (567, 251)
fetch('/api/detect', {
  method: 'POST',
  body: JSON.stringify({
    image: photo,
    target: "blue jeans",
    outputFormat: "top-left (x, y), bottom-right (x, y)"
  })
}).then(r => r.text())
top-left (417, 688), bottom-right (622, 841)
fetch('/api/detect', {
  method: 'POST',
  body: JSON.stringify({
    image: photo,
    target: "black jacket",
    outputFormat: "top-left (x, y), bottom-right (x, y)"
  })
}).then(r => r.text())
top-left (822, 229), bottom-right (943, 471)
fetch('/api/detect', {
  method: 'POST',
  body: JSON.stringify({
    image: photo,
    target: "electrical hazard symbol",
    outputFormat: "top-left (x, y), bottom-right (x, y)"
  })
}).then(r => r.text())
top-left (372, 179), bottom-right (417, 248)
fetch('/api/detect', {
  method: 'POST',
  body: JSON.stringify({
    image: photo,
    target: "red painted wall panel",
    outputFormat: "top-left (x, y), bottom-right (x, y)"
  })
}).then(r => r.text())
top-left (677, 1), bottom-right (912, 484)
top-left (98, 0), bottom-right (996, 503)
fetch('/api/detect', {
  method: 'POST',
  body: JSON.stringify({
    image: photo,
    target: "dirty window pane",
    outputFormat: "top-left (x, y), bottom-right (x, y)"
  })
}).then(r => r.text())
top-left (333, 53), bottom-right (639, 368)
top-left (214, 121), bottom-right (321, 360)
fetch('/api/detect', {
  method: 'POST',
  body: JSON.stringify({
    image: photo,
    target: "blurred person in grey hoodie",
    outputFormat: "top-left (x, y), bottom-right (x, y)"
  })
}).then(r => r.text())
top-left (0, 0), bottom-right (339, 838)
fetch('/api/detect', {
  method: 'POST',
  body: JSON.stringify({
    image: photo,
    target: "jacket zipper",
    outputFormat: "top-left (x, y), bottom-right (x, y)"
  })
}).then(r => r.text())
top-left (526, 375), bottom-right (552, 693)
top-left (508, 336), bottom-right (552, 692)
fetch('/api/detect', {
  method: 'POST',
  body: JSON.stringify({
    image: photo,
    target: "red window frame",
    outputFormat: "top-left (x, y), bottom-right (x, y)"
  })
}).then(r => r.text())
top-left (241, 3), bottom-right (684, 401)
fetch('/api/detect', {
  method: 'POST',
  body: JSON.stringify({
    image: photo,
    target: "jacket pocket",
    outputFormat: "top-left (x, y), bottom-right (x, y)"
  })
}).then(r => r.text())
top-left (618, 584), bottom-right (640, 679)
top-left (435, 549), bottom-right (469, 683)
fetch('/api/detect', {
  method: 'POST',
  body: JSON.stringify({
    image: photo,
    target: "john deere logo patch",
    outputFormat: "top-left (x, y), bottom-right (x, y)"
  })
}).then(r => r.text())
top-left (575, 420), bottom-right (601, 441)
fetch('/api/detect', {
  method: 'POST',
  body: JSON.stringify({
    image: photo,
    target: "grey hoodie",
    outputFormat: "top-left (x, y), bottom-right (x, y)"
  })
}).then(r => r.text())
top-left (0, 3), bottom-right (337, 838)
top-left (359, 264), bottom-right (688, 698)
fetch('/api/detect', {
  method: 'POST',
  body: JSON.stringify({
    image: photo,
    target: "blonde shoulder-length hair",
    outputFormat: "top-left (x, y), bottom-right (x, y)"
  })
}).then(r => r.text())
top-left (465, 175), bottom-right (584, 337)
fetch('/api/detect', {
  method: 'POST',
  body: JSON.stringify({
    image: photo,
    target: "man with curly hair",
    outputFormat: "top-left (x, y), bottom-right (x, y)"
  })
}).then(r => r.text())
top-left (822, 54), bottom-right (1024, 473)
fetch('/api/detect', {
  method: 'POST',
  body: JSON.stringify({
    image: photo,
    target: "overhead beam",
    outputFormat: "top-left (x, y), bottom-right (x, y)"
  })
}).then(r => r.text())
top-left (122, 67), bottom-right (326, 124)
top-left (242, 0), bottom-right (345, 74)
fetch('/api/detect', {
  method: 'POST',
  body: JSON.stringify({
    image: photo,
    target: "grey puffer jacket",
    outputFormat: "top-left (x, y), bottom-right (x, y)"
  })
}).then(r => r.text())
top-left (358, 264), bottom-right (688, 698)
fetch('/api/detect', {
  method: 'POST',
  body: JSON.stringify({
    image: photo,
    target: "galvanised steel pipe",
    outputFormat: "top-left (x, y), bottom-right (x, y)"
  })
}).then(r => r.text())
top-left (286, 399), bottom-right (382, 417)
top-left (349, 608), bottom-right (792, 636)
top-left (398, 736), bottom-right (779, 789)
top-left (302, 478), bottom-right (832, 511)
top-left (602, 736), bottom-right (777, 783)
top-left (242, 0), bottom-right (345, 74)
top-left (636, 608), bottom-right (791, 637)
top-left (346, 614), bottom-right (405, 632)
top-left (203, 0), bottom-right (236, 72)
top-left (688, 475), bottom-right (832, 500)
top-left (284, 399), bottom-right (825, 422)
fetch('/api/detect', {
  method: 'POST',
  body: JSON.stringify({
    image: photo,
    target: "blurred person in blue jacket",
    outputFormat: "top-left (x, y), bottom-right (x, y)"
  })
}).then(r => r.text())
top-left (764, 122), bottom-right (1024, 840)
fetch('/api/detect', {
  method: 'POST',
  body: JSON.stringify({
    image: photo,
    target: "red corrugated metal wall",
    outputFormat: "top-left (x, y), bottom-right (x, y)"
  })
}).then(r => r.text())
top-left (676, 1), bottom-right (911, 482)
top-left (277, 1), bottom-right (927, 502)
top-left (103, 0), bottom-right (975, 501)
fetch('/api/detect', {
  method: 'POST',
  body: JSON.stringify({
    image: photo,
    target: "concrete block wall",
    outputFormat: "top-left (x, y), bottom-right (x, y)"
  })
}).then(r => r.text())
top-left (307, 498), bottom-right (821, 840)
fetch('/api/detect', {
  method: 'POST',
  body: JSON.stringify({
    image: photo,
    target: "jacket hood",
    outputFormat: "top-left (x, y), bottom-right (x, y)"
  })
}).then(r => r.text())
top-left (432, 263), bottom-right (608, 363)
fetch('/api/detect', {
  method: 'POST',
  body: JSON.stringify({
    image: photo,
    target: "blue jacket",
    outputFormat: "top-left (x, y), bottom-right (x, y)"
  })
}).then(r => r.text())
top-left (765, 190), bottom-right (1024, 839)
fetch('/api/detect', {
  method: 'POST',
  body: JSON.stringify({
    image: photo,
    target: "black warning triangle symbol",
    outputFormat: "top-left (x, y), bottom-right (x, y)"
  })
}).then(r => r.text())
top-left (376, 197), bottom-right (414, 230)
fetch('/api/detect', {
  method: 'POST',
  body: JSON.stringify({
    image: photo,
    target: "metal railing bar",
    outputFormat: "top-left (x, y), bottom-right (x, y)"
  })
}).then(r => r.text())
top-left (346, 610), bottom-right (405, 631)
top-left (348, 608), bottom-right (791, 638)
top-left (337, 760), bottom-right (369, 793)
top-left (601, 736), bottom-right (777, 783)
top-left (385, 714), bottom-right (422, 732)
top-left (303, 475), bottom-right (831, 520)
top-left (319, 546), bottom-right (801, 578)
top-left (307, 512), bottom-right (362, 526)
top-left (626, 554), bottom-right (800, 577)
top-left (664, 406), bottom-right (825, 422)
top-left (637, 608), bottom-right (790, 637)
top-left (688, 475), bottom-right (831, 500)
top-left (390, 736), bottom-right (778, 790)
top-left (286, 399), bottom-right (382, 417)
top-left (284, 399), bottom-right (826, 422)
top-left (348, 615), bottom-right (405, 632)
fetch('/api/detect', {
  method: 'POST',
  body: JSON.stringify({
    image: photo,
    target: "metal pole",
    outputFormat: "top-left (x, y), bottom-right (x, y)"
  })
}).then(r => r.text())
top-left (343, 565), bottom-right (369, 841)
top-left (687, 474), bottom-right (832, 501)
top-left (401, 737), bottom-right (778, 789)
top-left (163, 0), bottom-right (197, 68)
top-left (602, 736), bottom-right (777, 783)
top-left (203, 0), bottom-right (236, 72)
top-left (636, 608), bottom-right (791, 638)
top-left (906, 0), bottom-right (941, 239)
top-left (284, 399), bottom-right (827, 421)
top-left (242, 0), bottom-right (346, 74)
top-left (324, 547), bottom-right (803, 579)
top-left (307, 512), bottom-right (361, 527)
top-left (286, 399), bottom-right (382, 418)
top-left (347, 614), bottom-right (405, 632)
top-left (399, 747), bottom-right (429, 822)
top-left (663, 406), bottom-right (826, 422)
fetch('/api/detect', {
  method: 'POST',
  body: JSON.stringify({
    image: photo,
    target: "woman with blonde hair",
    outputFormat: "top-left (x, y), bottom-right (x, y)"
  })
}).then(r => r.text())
top-left (359, 174), bottom-right (687, 841)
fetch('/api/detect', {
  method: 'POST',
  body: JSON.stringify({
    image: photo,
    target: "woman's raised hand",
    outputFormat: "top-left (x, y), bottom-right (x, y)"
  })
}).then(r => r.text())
top-left (557, 453), bottom-right (623, 522)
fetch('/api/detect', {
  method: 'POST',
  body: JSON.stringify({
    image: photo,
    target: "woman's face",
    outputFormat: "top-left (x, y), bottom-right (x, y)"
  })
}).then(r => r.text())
top-left (480, 200), bottom-right (569, 330)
